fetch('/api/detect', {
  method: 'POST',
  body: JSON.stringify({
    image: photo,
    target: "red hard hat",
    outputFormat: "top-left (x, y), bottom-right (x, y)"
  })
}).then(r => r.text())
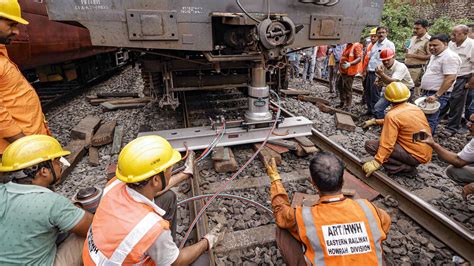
top-left (380, 48), bottom-right (395, 61)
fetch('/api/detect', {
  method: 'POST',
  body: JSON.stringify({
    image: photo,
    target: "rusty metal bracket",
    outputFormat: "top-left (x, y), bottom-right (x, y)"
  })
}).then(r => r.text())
top-left (126, 10), bottom-right (179, 41)
top-left (309, 15), bottom-right (342, 40)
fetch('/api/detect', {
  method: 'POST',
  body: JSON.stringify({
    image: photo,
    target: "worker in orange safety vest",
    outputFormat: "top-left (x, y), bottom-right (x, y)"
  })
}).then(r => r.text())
top-left (360, 27), bottom-right (378, 106)
top-left (0, 0), bottom-right (51, 156)
top-left (266, 152), bottom-right (391, 265)
top-left (336, 42), bottom-right (363, 108)
top-left (83, 135), bottom-right (224, 266)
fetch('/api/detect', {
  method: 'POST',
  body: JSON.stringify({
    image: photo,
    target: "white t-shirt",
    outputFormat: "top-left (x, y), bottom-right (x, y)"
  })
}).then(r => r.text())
top-left (382, 60), bottom-right (415, 88)
top-left (458, 139), bottom-right (474, 162)
top-left (126, 187), bottom-right (180, 265)
top-left (420, 48), bottom-right (461, 92)
top-left (448, 38), bottom-right (474, 77)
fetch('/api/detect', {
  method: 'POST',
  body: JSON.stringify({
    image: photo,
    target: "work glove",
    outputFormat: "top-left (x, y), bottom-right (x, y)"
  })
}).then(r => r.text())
top-left (341, 62), bottom-right (351, 69)
top-left (203, 223), bottom-right (225, 250)
top-left (362, 118), bottom-right (377, 129)
top-left (182, 151), bottom-right (195, 176)
top-left (265, 158), bottom-right (282, 183)
top-left (362, 160), bottom-right (382, 177)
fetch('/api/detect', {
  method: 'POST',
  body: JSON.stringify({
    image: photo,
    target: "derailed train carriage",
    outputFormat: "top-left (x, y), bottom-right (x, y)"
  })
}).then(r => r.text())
top-left (7, 0), bottom-right (127, 85)
top-left (44, 0), bottom-right (384, 149)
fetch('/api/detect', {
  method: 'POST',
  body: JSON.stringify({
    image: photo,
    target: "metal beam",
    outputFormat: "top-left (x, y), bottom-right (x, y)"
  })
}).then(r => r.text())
top-left (138, 116), bottom-right (313, 151)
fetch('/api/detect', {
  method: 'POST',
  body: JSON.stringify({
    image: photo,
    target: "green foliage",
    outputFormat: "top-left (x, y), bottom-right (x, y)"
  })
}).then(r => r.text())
top-left (430, 17), bottom-right (474, 36)
top-left (380, 1), bottom-right (415, 57)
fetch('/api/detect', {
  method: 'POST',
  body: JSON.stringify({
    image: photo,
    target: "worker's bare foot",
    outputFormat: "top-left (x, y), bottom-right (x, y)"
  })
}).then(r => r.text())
top-left (462, 183), bottom-right (474, 201)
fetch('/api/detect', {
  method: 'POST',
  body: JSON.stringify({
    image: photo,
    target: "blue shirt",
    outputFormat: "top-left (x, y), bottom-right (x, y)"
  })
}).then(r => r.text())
top-left (334, 44), bottom-right (345, 62)
top-left (0, 182), bottom-right (84, 266)
top-left (368, 38), bottom-right (396, 71)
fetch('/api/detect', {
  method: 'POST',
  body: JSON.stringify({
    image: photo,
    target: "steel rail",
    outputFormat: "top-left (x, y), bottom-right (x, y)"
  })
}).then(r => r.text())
top-left (271, 101), bottom-right (474, 262)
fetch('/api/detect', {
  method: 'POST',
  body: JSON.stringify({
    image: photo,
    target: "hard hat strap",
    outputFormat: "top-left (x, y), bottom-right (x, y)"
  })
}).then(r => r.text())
top-left (159, 172), bottom-right (167, 191)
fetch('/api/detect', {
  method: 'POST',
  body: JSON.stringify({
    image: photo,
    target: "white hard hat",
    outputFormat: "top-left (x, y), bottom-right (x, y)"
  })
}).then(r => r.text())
top-left (414, 97), bottom-right (441, 114)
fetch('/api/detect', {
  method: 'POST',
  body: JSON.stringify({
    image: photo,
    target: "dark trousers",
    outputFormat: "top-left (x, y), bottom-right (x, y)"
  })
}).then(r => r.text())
top-left (422, 90), bottom-right (451, 135)
top-left (447, 75), bottom-right (472, 131)
top-left (328, 64), bottom-right (338, 93)
top-left (364, 71), bottom-right (380, 114)
top-left (154, 190), bottom-right (178, 241)
top-left (275, 227), bottom-right (306, 266)
top-left (337, 73), bottom-right (355, 106)
top-left (466, 89), bottom-right (474, 121)
top-left (365, 140), bottom-right (420, 175)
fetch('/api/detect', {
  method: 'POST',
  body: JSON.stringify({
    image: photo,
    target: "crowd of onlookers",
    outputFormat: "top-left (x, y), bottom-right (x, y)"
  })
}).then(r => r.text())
top-left (287, 20), bottom-right (474, 197)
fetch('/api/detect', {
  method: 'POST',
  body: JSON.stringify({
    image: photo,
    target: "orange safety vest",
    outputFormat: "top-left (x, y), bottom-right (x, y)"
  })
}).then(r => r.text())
top-left (295, 197), bottom-right (386, 266)
top-left (0, 45), bottom-right (50, 154)
top-left (83, 178), bottom-right (170, 266)
top-left (362, 43), bottom-right (375, 72)
top-left (339, 43), bottom-right (363, 76)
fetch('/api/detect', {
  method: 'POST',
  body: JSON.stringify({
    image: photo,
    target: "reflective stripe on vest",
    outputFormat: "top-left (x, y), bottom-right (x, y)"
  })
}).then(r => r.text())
top-left (87, 212), bottom-right (162, 265)
top-left (355, 199), bottom-right (383, 265)
top-left (103, 179), bottom-right (122, 196)
top-left (301, 207), bottom-right (326, 266)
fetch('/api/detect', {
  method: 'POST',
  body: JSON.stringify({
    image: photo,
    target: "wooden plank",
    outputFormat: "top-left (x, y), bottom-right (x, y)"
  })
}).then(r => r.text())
top-left (91, 120), bottom-right (117, 147)
top-left (265, 143), bottom-right (289, 154)
top-left (61, 140), bottom-right (87, 180)
top-left (105, 163), bottom-right (117, 180)
top-left (267, 139), bottom-right (298, 150)
top-left (316, 103), bottom-right (358, 119)
top-left (297, 95), bottom-right (330, 105)
top-left (253, 144), bottom-right (282, 165)
top-left (97, 92), bottom-right (139, 98)
top-left (89, 97), bottom-right (134, 105)
top-left (211, 147), bottom-right (230, 161)
top-left (104, 97), bottom-right (151, 105)
top-left (295, 143), bottom-right (308, 157)
top-left (70, 116), bottom-right (101, 146)
top-left (280, 89), bottom-right (310, 96)
top-left (213, 148), bottom-right (238, 173)
top-left (101, 102), bottom-right (147, 111)
top-left (214, 224), bottom-right (276, 253)
top-left (294, 136), bottom-right (315, 147)
top-left (335, 113), bottom-right (356, 132)
top-left (111, 125), bottom-right (123, 154)
top-left (89, 147), bottom-right (100, 166)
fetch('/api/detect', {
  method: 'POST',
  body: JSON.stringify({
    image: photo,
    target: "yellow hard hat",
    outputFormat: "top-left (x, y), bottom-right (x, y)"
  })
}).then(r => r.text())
top-left (370, 27), bottom-right (377, 35)
top-left (0, 0), bottom-right (29, 25)
top-left (384, 82), bottom-right (411, 103)
top-left (0, 135), bottom-right (70, 172)
top-left (116, 135), bottom-right (182, 183)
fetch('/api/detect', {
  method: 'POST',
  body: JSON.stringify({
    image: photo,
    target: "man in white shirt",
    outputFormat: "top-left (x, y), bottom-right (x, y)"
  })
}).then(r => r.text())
top-left (445, 25), bottom-right (474, 135)
top-left (365, 26), bottom-right (396, 115)
top-left (422, 114), bottom-right (474, 199)
top-left (373, 48), bottom-right (415, 118)
top-left (420, 34), bottom-right (461, 134)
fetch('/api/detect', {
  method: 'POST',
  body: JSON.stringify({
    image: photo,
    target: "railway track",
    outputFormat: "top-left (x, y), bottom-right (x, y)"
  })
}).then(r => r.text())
top-left (173, 91), bottom-right (472, 264)
top-left (36, 64), bottom-right (129, 112)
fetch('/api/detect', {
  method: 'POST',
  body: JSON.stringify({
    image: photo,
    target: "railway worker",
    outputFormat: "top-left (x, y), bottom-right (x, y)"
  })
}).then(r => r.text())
top-left (405, 19), bottom-right (431, 93)
top-left (302, 46), bottom-right (317, 83)
top-left (336, 41), bottom-right (363, 108)
top-left (444, 25), bottom-right (474, 136)
top-left (266, 152), bottom-right (391, 265)
top-left (419, 34), bottom-right (461, 135)
top-left (420, 113), bottom-right (474, 186)
top-left (373, 48), bottom-right (415, 119)
top-left (0, 0), bottom-right (51, 157)
top-left (83, 135), bottom-right (223, 266)
top-left (0, 135), bottom-right (93, 265)
top-left (362, 82), bottom-right (432, 177)
top-left (288, 48), bottom-right (301, 80)
top-left (365, 26), bottom-right (396, 116)
top-left (360, 27), bottom-right (378, 105)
